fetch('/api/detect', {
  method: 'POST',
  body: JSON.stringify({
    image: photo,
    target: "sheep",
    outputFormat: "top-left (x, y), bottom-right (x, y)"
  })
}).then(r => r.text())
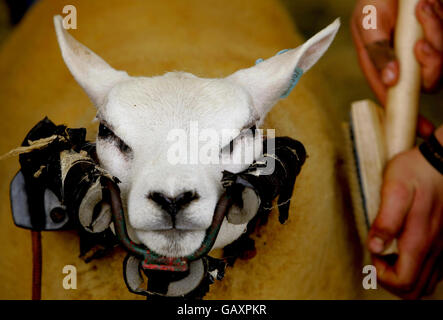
top-left (0, 0), bottom-right (441, 300)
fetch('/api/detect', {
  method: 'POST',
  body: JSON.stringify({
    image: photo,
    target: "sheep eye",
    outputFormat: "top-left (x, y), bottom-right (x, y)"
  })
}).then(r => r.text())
top-left (98, 123), bottom-right (132, 154)
top-left (98, 123), bottom-right (113, 138)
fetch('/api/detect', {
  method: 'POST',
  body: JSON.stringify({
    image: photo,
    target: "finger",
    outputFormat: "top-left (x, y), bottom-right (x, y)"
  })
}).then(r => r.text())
top-left (391, 258), bottom-right (438, 299)
top-left (424, 261), bottom-right (442, 296)
top-left (364, 40), bottom-right (399, 87)
top-left (371, 253), bottom-right (420, 297)
top-left (351, 15), bottom-right (388, 105)
top-left (417, 114), bottom-right (435, 139)
top-left (415, 39), bottom-right (443, 91)
top-left (381, 60), bottom-right (399, 86)
top-left (404, 250), bottom-right (440, 299)
top-left (365, 40), bottom-right (397, 72)
top-left (416, 0), bottom-right (443, 51)
top-left (372, 240), bottom-right (428, 297)
top-left (357, 0), bottom-right (398, 45)
top-left (424, 235), bottom-right (443, 296)
top-left (368, 178), bottom-right (414, 254)
top-left (359, 0), bottom-right (398, 74)
top-left (407, 239), bottom-right (443, 298)
top-left (351, 0), bottom-right (398, 105)
top-left (375, 189), bottom-right (434, 294)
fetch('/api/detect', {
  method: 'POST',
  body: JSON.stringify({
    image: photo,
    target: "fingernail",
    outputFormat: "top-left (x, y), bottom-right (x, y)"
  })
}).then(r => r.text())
top-left (382, 67), bottom-right (396, 85)
top-left (369, 237), bottom-right (385, 253)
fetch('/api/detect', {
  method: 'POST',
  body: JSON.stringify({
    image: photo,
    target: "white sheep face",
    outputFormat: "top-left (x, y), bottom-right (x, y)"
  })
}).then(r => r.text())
top-left (96, 74), bottom-right (260, 257)
top-left (53, 15), bottom-right (340, 257)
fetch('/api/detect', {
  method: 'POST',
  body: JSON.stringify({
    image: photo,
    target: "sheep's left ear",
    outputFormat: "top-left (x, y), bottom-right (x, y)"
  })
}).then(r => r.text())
top-left (228, 18), bottom-right (340, 121)
top-left (53, 15), bottom-right (129, 107)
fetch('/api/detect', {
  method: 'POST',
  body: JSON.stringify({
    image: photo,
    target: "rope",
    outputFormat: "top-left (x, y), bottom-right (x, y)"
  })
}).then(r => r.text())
top-left (0, 135), bottom-right (60, 160)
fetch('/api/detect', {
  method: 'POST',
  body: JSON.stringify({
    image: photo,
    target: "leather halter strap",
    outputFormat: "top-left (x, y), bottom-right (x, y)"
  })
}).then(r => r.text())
top-left (105, 178), bottom-right (232, 272)
top-left (31, 231), bottom-right (42, 300)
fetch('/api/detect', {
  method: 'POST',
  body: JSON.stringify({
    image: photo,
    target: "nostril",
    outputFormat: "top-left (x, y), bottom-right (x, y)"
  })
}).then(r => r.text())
top-left (148, 192), bottom-right (173, 207)
top-left (148, 192), bottom-right (177, 217)
top-left (175, 190), bottom-right (199, 207)
top-left (147, 190), bottom-right (199, 216)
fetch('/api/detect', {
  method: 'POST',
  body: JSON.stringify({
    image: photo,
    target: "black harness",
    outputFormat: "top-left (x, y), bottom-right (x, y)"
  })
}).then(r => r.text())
top-left (9, 117), bottom-right (306, 299)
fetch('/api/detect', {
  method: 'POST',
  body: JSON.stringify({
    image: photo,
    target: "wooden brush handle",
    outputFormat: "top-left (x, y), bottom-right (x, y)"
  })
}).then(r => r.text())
top-left (385, 0), bottom-right (423, 160)
top-left (381, 0), bottom-right (422, 255)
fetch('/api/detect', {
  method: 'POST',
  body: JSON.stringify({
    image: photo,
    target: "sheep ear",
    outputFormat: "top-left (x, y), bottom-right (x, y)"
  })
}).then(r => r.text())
top-left (53, 15), bottom-right (129, 107)
top-left (228, 18), bottom-right (340, 121)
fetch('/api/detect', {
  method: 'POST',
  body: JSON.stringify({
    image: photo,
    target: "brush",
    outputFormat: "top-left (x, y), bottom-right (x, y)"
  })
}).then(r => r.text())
top-left (345, 0), bottom-right (423, 257)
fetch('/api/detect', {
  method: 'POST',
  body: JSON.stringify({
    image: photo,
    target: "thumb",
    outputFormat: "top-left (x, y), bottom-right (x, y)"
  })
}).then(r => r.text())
top-left (368, 168), bottom-right (414, 254)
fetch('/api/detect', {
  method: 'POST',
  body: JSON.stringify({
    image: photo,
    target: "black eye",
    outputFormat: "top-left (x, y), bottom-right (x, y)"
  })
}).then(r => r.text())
top-left (98, 123), bottom-right (113, 138)
top-left (98, 123), bottom-right (132, 155)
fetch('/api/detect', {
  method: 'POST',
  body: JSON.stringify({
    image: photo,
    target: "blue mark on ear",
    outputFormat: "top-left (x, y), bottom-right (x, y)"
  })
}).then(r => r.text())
top-left (254, 48), bottom-right (303, 98)
top-left (276, 49), bottom-right (289, 55)
top-left (280, 67), bottom-right (303, 98)
top-left (255, 48), bottom-right (289, 65)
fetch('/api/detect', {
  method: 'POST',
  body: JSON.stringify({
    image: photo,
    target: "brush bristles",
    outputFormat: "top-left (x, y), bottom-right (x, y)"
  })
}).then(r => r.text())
top-left (341, 122), bottom-right (372, 265)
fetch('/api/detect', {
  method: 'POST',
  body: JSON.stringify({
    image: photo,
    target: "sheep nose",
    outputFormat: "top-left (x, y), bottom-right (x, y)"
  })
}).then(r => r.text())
top-left (147, 191), bottom-right (199, 217)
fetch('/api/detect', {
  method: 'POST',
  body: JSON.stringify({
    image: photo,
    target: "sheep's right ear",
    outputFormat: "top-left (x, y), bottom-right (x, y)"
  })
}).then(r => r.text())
top-left (228, 19), bottom-right (340, 123)
top-left (53, 15), bottom-right (129, 107)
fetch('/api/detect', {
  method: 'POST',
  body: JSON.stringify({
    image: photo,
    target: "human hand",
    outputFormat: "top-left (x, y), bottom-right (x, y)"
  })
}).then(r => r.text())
top-left (367, 127), bottom-right (443, 299)
top-left (351, 0), bottom-right (443, 138)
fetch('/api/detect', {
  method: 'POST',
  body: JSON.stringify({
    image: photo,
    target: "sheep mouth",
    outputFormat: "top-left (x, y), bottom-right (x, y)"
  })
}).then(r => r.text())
top-left (160, 223), bottom-right (210, 232)
top-left (107, 179), bottom-right (232, 272)
top-left (158, 226), bottom-right (204, 232)
top-left (135, 222), bottom-right (209, 232)
top-left (153, 228), bottom-right (196, 237)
